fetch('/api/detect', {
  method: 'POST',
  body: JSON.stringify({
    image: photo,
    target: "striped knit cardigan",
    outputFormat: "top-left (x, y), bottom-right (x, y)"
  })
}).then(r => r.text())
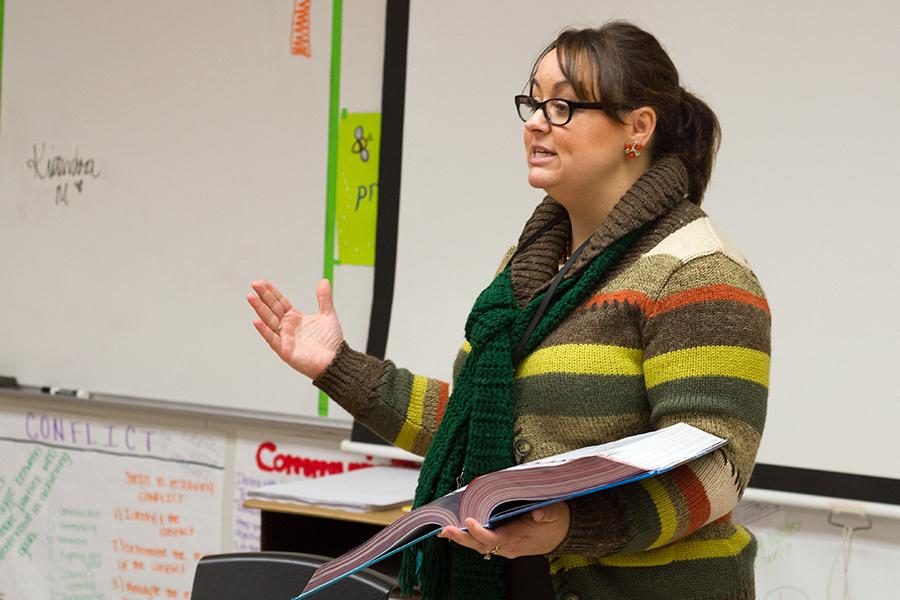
top-left (315, 157), bottom-right (770, 600)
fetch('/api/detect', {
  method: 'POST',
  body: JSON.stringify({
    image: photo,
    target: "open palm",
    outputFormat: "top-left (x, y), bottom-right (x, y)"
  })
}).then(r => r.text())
top-left (247, 279), bottom-right (344, 380)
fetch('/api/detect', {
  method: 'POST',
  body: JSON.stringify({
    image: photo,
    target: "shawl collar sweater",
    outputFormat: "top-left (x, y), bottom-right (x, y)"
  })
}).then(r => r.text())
top-left (316, 156), bottom-right (769, 600)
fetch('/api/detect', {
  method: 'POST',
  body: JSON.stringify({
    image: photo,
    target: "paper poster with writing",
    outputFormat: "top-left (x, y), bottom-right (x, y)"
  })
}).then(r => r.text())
top-left (232, 432), bottom-right (374, 551)
top-left (0, 407), bottom-right (226, 600)
top-left (335, 111), bottom-right (381, 266)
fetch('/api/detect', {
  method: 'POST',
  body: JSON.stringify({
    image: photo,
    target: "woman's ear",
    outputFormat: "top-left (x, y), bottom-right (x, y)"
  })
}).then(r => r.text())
top-left (627, 106), bottom-right (658, 149)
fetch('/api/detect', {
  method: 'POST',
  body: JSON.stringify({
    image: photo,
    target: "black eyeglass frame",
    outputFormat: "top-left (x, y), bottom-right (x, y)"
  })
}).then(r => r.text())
top-left (514, 94), bottom-right (610, 126)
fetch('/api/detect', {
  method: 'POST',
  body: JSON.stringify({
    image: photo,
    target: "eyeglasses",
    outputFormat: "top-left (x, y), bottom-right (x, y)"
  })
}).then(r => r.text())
top-left (514, 95), bottom-right (608, 126)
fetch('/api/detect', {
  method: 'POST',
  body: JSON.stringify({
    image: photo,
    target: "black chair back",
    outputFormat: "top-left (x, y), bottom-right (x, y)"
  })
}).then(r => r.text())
top-left (191, 551), bottom-right (396, 600)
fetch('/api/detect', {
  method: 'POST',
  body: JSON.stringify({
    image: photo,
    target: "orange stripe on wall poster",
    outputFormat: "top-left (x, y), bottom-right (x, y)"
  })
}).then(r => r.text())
top-left (652, 284), bottom-right (770, 317)
top-left (291, 0), bottom-right (312, 57)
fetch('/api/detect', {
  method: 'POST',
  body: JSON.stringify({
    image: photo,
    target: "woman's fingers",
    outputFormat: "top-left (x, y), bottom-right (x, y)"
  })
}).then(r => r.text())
top-left (465, 518), bottom-right (500, 550)
top-left (316, 278), bottom-right (335, 315)
top-left (249, 279), bottom-right (306, 337)
top-left (437, 507), bottom-right (569, 559)
top-left (252, 318), bottom-right (281, 351)
top-left (438, 520), bottom-right (503, 557)
top-left (264, 280), bottom-right (295, 315)
top-left (248, 278), bottom-right (344, 380)
top-left (437, 526), bottom-right (482, 552)
top-left (247, 292), bottom-right (282, 334)
top-left (250, 280), bottom-right (292, 320)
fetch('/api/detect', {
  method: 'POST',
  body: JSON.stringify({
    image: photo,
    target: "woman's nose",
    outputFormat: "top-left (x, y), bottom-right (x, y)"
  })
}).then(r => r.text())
top-left (524, 108), bottom-right (550, 132)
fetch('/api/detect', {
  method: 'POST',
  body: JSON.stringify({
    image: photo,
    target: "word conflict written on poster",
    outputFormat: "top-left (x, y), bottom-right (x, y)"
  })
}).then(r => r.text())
top-left (0, 408), bottom-right (225, 600)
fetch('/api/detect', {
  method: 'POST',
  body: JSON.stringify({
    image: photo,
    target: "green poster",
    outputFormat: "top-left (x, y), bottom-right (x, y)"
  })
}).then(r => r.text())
top-left (335, 111), bottom-right (380, 266)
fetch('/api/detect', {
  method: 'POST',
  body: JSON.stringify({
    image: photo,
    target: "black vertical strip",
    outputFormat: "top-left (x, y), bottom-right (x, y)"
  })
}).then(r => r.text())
top-left (355, 0), bottom-right (410, 446)
top-left (366, 0), bottom-right (408, 361)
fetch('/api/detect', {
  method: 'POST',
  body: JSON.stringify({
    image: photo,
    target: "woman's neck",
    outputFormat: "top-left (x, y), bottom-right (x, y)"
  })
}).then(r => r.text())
top-left (567, 204), bottom-right (612, 252)
top-left (561, 165), bottom-right (647, 251)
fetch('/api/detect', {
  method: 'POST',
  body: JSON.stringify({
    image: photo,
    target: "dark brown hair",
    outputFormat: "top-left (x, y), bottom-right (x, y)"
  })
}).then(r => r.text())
top-left (529, 21), bottom-right (721, 204)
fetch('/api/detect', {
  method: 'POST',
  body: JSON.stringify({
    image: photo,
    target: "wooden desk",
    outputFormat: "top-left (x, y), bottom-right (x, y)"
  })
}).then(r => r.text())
top-left (244, 499), bottom-right (408, 575)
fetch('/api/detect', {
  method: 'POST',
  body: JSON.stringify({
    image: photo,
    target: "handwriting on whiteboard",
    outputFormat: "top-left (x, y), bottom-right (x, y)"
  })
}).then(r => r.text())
top-left (0, 447), bottom-right (73, 561)
top-left (25, 411), bottom-right (154, 454)
top-left (759, 520), bottom-right (802, 565)
top-left (290, 0), bottom-right (312, 57)
top-left (25, 143), bottom-right (102, 206)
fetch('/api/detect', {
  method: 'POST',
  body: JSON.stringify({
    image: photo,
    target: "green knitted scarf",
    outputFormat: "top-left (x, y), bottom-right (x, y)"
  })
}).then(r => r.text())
top-left (398, 225), bottom-right (643, 600)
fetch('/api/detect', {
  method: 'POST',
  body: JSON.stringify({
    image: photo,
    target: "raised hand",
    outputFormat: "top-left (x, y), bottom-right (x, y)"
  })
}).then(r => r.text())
top-left (247, 278), bottom-right (344, 380)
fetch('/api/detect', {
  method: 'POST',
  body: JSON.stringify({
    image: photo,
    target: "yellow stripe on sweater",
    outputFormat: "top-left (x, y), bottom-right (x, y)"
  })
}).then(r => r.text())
top-left (393, 375), bottom-right (428, 450)
top-left (644, 346), bottom-right (769, 389)
top-left (642, 478), bottom-right (677, 549)
top-left (598, 525), bottom-right (753, 567)
top-left (516, 344), bottom-right (643, 379)
top-left (550, 526), bottom-right (752, 573)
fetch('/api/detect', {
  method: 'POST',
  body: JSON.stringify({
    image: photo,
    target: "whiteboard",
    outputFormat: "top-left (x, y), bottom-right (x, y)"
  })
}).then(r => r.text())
top-left (389, 1), bottom-right (900, 479)
top-left (0, 0), bottom-right (385, 419)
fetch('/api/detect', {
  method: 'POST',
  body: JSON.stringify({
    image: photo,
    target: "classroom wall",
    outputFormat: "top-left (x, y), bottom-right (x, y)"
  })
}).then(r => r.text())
top-left (3, 1), bottom-right (900, 598)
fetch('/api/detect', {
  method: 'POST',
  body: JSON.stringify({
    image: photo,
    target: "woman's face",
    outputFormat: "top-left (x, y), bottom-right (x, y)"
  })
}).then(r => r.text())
top-left (523, 49), bottom-right (631, 205)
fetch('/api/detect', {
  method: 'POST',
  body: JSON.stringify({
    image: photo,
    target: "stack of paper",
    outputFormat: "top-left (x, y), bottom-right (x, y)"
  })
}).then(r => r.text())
top-left (247, 465), bottom-right (419, 512)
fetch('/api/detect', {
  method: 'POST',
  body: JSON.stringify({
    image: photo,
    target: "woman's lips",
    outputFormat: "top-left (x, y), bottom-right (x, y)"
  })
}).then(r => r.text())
top-left (529, 146), bottom-right (557, 166)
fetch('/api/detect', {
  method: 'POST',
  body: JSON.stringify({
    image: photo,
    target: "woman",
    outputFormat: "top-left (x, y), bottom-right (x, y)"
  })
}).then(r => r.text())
top-left (248, 21), bottom-right (769, 600)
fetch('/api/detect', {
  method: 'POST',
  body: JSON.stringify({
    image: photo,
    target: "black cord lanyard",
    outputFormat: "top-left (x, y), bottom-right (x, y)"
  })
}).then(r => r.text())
top-left (511, 233), bottom-right (591, 365)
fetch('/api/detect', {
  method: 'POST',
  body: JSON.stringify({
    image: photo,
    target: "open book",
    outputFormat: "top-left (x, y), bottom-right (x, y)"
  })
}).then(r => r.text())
top-left (296, 423), bottom-right (726, 599)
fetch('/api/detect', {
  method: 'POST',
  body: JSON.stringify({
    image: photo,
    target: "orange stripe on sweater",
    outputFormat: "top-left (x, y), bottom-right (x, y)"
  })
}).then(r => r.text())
top-left (584, 286), bottom-right (768, 319)
top-left (435, 382), bottom-right (450, 426)
top-left (671, 465), bottom-right (711, 537)
top-left (653, 285), bottom-right (770, 317)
